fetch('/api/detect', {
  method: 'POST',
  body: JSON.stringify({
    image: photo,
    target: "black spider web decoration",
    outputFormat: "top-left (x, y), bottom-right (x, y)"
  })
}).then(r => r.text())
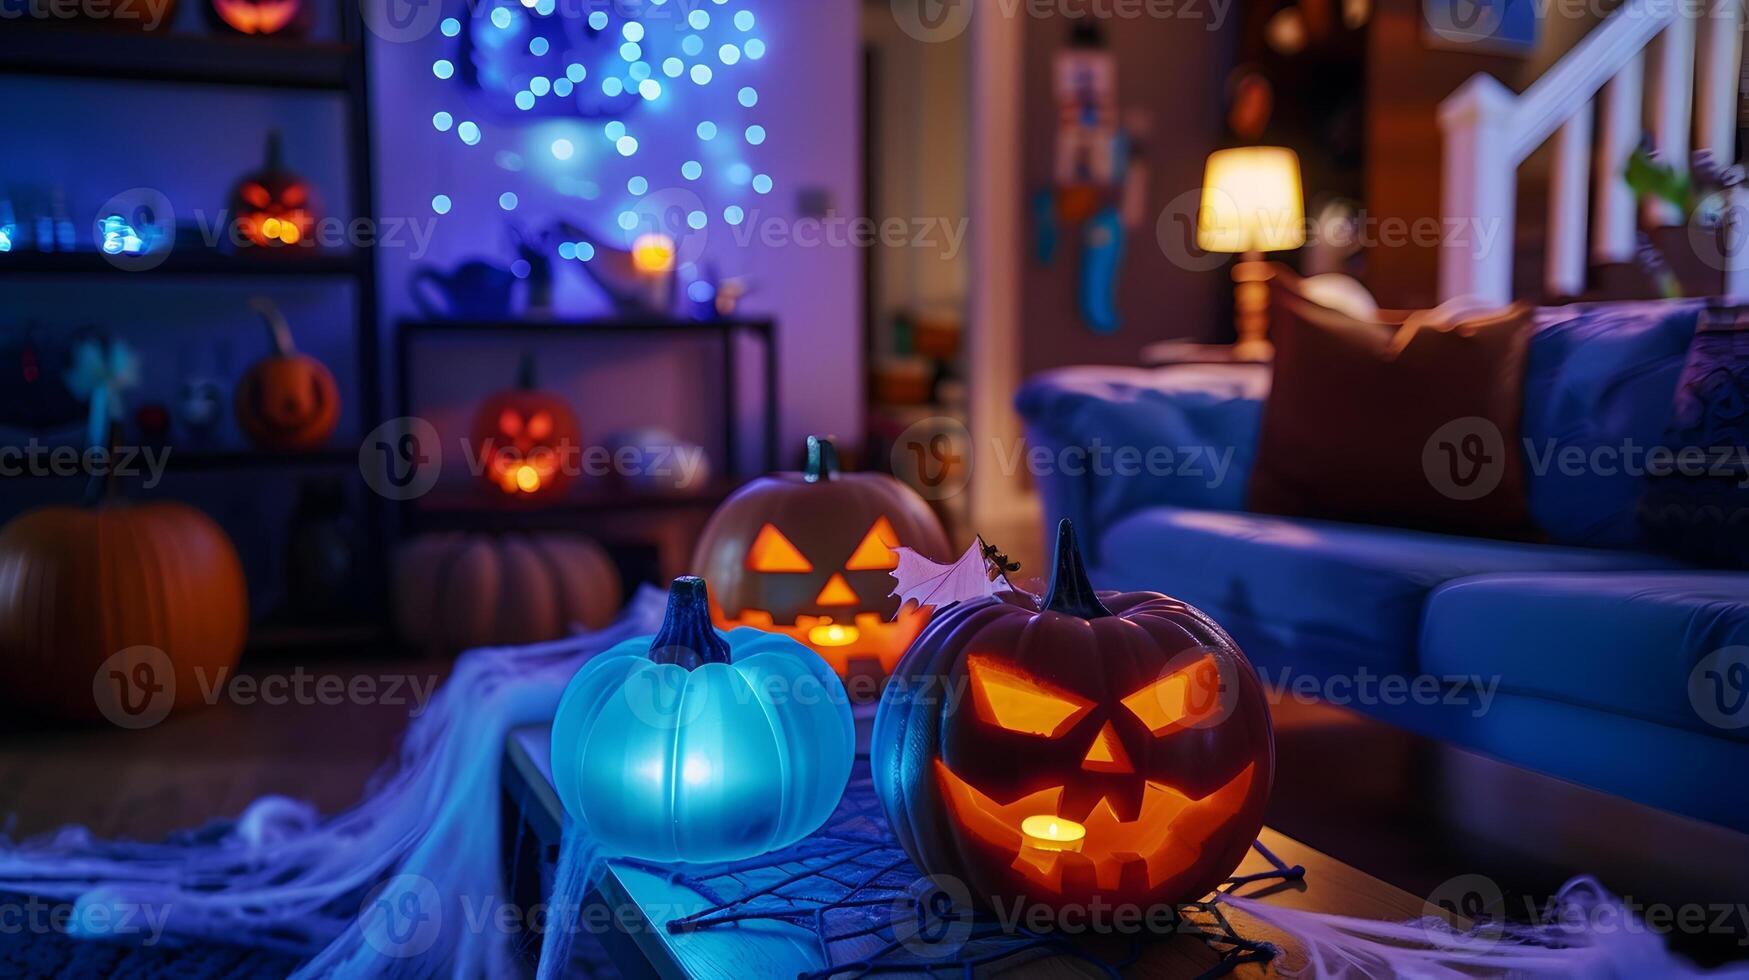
top-left (611, 762), bottom-right (1304, 979)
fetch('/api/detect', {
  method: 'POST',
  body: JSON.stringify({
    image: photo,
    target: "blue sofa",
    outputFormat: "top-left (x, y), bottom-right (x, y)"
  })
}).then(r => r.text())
top-left (1017, 299), bottom-right (1749, 832)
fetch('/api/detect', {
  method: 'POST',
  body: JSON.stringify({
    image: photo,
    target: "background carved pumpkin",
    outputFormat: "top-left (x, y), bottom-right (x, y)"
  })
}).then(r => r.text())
top-left (469, 354), bottom-right (581, 499)
top-left (229, 132), bottom-right (316, 250)
top-left (207, 0), bottom-right (308, 35)
top-left (690, 436), bottom-right (951, 682)
top-left (234, 297), bottom-right (339, 451)
top-left (392, 532), bottom-right (620, 655)
top-left (550, 576), bottom-right (854, 863)
top-left (0, 501), bottom-right (247, 723)
top-left (874, 520), bottom-right (1274, 917)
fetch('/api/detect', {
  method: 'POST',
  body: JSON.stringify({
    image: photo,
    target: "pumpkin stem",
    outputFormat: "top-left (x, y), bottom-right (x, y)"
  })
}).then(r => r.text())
top-left (516, 351), bottom-right (539, 390)
top-left (804, 436), bottom-right (840, 483)
top-left (1041, 519), bottom-right (1111, 619)
top-left (252, 296), bottom-right (296, 356)
top-left (648, 577), bottom-right (733, 669)
top-left (83, 420), bottom-right (119, 506)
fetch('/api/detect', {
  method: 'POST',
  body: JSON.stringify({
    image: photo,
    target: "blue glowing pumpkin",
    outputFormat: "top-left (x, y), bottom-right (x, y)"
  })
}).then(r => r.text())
top-left (550, 577), bottom-right (855, 864)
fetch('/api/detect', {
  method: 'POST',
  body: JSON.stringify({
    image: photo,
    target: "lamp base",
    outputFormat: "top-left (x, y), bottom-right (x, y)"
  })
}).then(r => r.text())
top-left (1231, 254), bottom-right (1274, 362)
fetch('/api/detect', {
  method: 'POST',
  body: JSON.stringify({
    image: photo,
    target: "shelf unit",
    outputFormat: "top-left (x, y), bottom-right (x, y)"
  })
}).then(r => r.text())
top-left (1, 14), bottom-right (387, 651)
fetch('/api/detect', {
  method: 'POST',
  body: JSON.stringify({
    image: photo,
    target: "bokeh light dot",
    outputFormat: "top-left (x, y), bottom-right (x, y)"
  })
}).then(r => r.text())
top-left (576, 242), bottom-right (596, 261)
top-left (622, 21), bottom-right (644, 41)
top-left (697, 121), bottom-right (717, 140)
top-left (587, 10), bottom-right (608, 28)
top-left (687, 9), bottom-right (708, 28)
top-left (605, 120), bottom-right (627, 140)
top-left (682, 34), bottom-right (704, 56)
top-left (616, 135), bottom-right (639, 156)
top-left (719, 44), bottom-right (741, 65)
top-left (629, 61), bottom-right (651, 80)
top-left (738, 86), bottom-right (758, 107)
top-left (458, 121), bottom-right (481, 145)
top-left (687, 210), bottom-right (708, 229)
top-left (639, 78), bottom-right (662, 100)
top-left (688, 280), bottom-right (716, 303)
top-left (499, 192), bottom-right (519, 211)
top-left (566, 62), bottom-right (587, 82)
top-left (558, 241), bottom-right (577, 259)
top-left (432, 59), bottom-right (454, 79)
top-left (682, 160), bottom-right (703, 180)
top-left (551, 138), bottom-right (574, 160)
top-left (620, 41), bottom-right (641, 61)
top-left (745, 125), bottom-right (766, 145)
top-left (490, 7), bottom-right (511, 28)
top-left (431, 194), bottom-right (452, 215)
top-left (753, 174), bottom-right (773, 194)
top-left (663, 58), bottom-right (684, 78)
top-left (744, 38), bottom-right (765, 59)
top-left (734, 10), bottom-right (754, 30)
top-left (603, 77), bottom-right (624, 96)
top-left (514, 90), bottom-right (535, 110)
top-left (619, 211), bottom-right (640, 231)
top-left (724, 206), bottom-right (745, 225)
top-left (530, 76), bottom-right (551, 95)
top-left (691, 64), bottom-right (713, 85)
top-left (432, 111), bottom-right (453, 132)
top-left (440, 16), bottom-right (460, 35)
top-left (554, 78), bottom-right (574, 97)
top-left (628, 176), bottom-right (649, 194)
top-left (529, 36), bottom-right (549, 55)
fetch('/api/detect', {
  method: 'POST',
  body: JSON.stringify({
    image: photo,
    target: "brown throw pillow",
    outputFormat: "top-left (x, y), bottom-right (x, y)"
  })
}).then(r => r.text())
top-left (1246, 269), bottom-right (1540, 539)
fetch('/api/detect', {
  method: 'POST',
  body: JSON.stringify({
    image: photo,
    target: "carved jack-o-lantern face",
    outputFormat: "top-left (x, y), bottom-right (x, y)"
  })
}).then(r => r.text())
top-left (234, 299), bottom-right (339, 452)
top-left (208, 0), bottom-right (307, 35)
top-left (229, 133), bottom-right (316, 251)
top-left (470, 359), bottom-right (580, 498)
top-left (874, 521), bottom-right (1274, 915)
top-left (691, 437), bottom-right (951, 680)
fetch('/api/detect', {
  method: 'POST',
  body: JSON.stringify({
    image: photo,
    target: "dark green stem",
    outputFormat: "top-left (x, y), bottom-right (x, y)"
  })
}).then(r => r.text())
top-left (648, 577), bottom-right (732, 668)
top-left (1041, 519), bottom-right (1111, 619)
top-left (804, 435), bottom-right (839, 483)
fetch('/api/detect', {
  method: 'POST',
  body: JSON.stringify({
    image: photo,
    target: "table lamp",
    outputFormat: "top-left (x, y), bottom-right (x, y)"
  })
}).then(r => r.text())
top-left (1197, 146), bottom-right (1305, 361)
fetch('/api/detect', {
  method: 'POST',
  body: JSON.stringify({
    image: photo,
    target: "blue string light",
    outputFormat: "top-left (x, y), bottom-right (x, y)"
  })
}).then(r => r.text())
top-left (432, 194), bottom-right (453, 215)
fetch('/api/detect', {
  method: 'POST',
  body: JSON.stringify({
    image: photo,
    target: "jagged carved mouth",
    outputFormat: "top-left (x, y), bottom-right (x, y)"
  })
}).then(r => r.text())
top-left (711, 603), bottom-right (931, 673)
top-left (934, 759), bottom-right (1256, 893)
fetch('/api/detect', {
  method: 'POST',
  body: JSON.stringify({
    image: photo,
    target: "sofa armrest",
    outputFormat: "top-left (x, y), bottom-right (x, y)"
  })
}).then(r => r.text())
top-left (1014, 364), bottom-right (1270, 555)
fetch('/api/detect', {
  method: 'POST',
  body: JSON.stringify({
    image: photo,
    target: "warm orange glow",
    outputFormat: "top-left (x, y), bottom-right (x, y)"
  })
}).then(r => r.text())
top-left (844, 516), bottom-right (902, 571)
top-left (711, 606), bottom-right (931, 676)
top-left (746, 524), bottom-right (812, 572)
top-left (632, 233), bottom-right (677, 274)
top-left (499, 410), bottom-right (522, 436)
top-left (526, 411), bottom-right (553, 440)
top-left (1080, 721), bottom-right (1133, 773)
top-left (966, 656), bottom-right (1094, 738)
top-left (1020, 815), bottom-right (1086, 852)
top-left (814, 573), bottom-right (859, 606)
top-left (1122, 655), bottom-right (1222, 735)
top-left (215, 0), bottom-right (302, 34)
top-left (514, 465), bottom-right (542, 494)
top-left (807, 622), bottom-right (860, 647)
top-left (935, 759), bottom-right (1257, 892)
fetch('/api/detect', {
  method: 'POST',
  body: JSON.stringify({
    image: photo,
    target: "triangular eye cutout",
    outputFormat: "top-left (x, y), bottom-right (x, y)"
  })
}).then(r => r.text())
top-left (1081, 721), bottom-right (1134, 773)
top-left (844, 516), bottom-right (902, 571)
top-left (747, 524), bottom-right (813, 572)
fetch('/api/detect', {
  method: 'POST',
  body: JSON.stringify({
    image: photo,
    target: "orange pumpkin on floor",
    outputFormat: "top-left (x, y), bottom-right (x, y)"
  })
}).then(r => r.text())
top-left (235, 298), bottom-right (340, 451)
top-left (690, 436), bottom-right (951, 682)
top-left (392, 533), bottom-right (621, 655)
top-left (469, 355), bottom-right (581, 499)
top-left (874, 520), bottom-right (1274, 918)
top-left (0, 500), bottom-right (247, 724)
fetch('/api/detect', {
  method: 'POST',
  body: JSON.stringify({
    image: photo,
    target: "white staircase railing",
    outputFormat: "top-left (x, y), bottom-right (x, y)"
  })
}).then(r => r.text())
top-left (1438, 0), bottom-right (1743, 304)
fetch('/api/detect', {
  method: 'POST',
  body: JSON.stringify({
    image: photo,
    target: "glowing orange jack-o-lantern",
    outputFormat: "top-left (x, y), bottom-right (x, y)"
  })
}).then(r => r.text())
top-left (207, 0), bottom-right (308, 35)
top-left (873, 520), bottom-right (1274, 917)
top-left (469, 354), bottom-right (581, 498)
top-left (229, 132), bottom-right (316, 251)
top-left (691, 436), bottom-right (951, 682)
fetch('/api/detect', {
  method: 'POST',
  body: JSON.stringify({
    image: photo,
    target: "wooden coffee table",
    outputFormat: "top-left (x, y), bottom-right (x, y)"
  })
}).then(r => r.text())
top-left (502, 704), bottom-right (1486, 978)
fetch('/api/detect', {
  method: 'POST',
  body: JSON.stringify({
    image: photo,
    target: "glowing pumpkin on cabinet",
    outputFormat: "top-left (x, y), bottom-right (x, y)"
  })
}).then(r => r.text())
top-left (207, 0), bottom-right (308, 35)
top-left (229, 132), bottom-right (316, 251)
top-left (550, 576), bottom-right (855, 863)
top-left (469, 354), bottom-right (581, 498)
top-left (873, 520), bottom-right (1274, 917)
top-left (690, 436), bottom-right (951, 682)
top-left (234, 298), bottom-right (340, 451)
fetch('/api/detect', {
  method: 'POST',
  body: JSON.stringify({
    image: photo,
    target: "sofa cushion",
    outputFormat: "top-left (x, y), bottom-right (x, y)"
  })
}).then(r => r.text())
top-left (1092, 507), bottom-right (1683, 676)
top-left (1422, 572), bottom-right (1749, 743)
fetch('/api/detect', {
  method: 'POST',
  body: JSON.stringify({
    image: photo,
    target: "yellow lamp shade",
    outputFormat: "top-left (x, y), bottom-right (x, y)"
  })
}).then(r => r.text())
top-left (1197, 147), bottom-right (1305, 254)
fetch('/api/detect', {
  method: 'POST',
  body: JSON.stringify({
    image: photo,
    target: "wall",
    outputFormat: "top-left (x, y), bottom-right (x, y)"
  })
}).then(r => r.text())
top-left (1018, 9), bottom-right (1238, 378)
top-left (369, 0), bottom-right (863, 470)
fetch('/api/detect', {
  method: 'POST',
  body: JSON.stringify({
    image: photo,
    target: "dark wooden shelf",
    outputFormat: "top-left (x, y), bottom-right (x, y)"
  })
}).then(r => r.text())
top-left (0, 248), bottom-right (365, 279)
top-left (408, 480), bottom-right (744, 532)
top-left (0, 28), bottom-right (353, 90)
top-left (401, 316), bottom-right (775, 336)
top-left (165, 449), bottom-right (357, 472)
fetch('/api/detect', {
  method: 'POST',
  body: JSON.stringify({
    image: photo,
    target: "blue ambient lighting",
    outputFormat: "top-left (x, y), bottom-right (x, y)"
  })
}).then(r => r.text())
top-left (432, 194), bottom-right (452, 215)
top-left (682, 160), bottom-right (703, 180)
top-left (433, 111), bottom-right (453, 132)
top-left (682, 34), bottom-right (704, 56)
top-left (551, 138), bottom-right (574, 160)
top-left (727, 163), bottom-right (751, 185)
top-left (500, 192), bottom-right (519, 211)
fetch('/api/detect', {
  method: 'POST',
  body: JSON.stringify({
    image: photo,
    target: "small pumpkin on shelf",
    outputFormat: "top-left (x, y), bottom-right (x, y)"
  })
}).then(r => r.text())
top-left (207, 0), bottom-right (309, 35)
top-left (234, 297), bottom-right (340, 451)
top-left (229, 132), bottom-right (317, 252)
top-left (469, 353), bottom-right (581, 499)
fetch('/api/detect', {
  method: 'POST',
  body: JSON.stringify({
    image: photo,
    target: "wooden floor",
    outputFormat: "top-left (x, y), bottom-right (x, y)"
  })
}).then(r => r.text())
top-left (0, 658), bottom-right (439, 841)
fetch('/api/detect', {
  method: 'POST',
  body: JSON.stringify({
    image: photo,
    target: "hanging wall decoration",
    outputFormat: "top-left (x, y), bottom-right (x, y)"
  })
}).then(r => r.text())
top-left (234, 298), bottom-right (340, 451)
top-left (229, 132), bottom-right (317, 251)
top-left (690, 436), bottom-right (951, 683)
top-left (873, 520), bottom-right (1275, 917)
top-left (549, 576), bottom-right (855, 864)
top-left (425, 1), bottom-right (776, 308)
top-left (468, 353), bottom-right (581, 498)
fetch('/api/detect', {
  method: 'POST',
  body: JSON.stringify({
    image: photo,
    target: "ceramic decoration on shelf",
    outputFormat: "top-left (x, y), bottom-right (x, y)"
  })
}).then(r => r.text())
top-left (873, 520), bottom-right (1275, 917)
top-left (549, 576), bottom-right (855, 864)
top-left (690, 436), bottom-right (951, 683)
top-left (234, 297), bottom-right (340, 452)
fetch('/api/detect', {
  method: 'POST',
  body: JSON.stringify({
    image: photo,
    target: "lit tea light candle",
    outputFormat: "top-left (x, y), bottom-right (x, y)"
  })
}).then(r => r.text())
top-left (1020, 815), bottom-right (1086, 852)
top-left (807, 621), bottom-right (860, 648)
